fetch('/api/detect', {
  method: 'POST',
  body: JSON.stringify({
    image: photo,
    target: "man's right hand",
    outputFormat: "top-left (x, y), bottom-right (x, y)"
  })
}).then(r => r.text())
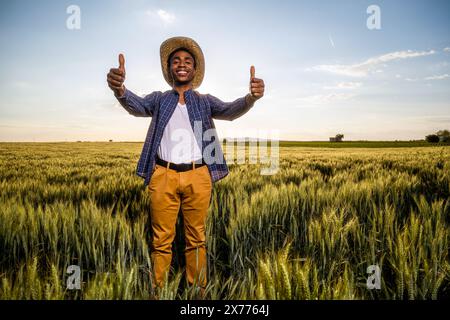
top-left (107, 54), bottom-right (126, 97)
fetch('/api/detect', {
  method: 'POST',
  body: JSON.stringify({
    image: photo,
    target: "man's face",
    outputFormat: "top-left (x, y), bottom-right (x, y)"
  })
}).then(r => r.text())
top-left (169, 50), bottom-right (196, 86)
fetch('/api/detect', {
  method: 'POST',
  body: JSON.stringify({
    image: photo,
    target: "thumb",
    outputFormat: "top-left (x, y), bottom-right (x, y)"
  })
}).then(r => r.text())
top-left (250, 65), bottom-right (255, 81)
top-left (119, 53), bottom-right (125, 72)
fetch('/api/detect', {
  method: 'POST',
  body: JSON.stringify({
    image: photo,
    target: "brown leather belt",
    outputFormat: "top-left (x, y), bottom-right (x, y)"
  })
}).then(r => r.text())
top-left (155, 155), bottom-right (206, 172)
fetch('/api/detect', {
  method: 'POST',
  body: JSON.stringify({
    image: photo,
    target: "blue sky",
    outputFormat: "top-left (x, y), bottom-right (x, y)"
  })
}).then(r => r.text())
top-left (0, 0), bottom-right (449, 141)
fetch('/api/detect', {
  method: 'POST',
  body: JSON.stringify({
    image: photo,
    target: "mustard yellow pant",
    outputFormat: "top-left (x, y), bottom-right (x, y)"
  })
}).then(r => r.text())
top-left (148, 162), bottom-right (212, 289)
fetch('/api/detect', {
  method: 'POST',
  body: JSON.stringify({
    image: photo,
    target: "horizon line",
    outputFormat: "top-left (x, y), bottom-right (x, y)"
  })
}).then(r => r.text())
top-left (0, 139), bottom-right (432, 143)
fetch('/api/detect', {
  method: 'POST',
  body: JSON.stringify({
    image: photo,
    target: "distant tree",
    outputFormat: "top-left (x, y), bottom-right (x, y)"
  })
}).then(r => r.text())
top-left (335, 134), bottom-right (344, 142)
top-left (436, 129), bottom-right (450, 142)
top-left (109, 139), bottom-right (113, 142)
top-left (425, 134), bottom-right (440, 143)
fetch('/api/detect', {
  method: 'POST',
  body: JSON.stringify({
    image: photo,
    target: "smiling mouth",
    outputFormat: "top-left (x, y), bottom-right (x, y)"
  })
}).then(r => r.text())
top-left (176, 70), bottom-right (188, 77)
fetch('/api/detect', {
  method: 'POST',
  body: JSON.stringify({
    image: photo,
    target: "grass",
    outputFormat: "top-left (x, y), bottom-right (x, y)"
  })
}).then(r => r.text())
top-left (278, 140), bottom-right (450, 148)
top-left (0, 142), bottom-right (449, 299)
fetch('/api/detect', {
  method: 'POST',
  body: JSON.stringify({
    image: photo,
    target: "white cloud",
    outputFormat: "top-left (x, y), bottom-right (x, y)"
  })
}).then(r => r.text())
top-left (324, 82), bottom-right (362, 90)
top-left (444, 47), bottom-right (450, 52)
top-left (401, 74), bottom-right (449, 82)
top-left (157, 9), bottom-right (175, 24)
top-left (12, 81), bottom-right (31, 89)
top-left (405, 115), bottom-right (450, 124)
top-left (424, 74), bottom-right (449, 80)
top-left (146, 9), bottom-right (176, 25)
top-left (296, 93), bottom-right (355, 105)
top-left (328, 35), bottom-right (335, 48)
top-left (310, 50), bottom-right (435, 77)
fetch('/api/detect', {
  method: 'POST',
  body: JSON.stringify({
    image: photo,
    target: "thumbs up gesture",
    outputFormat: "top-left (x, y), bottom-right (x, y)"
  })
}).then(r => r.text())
top-left (107, 53), bottom-right (126, 97)
top-left (249, 65), bottom-right (265, 100)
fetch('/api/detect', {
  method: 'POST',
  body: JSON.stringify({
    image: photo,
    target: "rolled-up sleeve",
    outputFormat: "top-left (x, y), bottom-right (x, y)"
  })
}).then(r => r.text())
top-left (116, 88), bottom-right (161, 117)
top-left (207, 93), bottom-right (256, 121)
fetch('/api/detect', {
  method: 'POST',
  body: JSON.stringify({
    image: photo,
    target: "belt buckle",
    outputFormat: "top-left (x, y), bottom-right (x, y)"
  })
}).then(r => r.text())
top-left (174, 162), bottom-right (185, 172)
top-left (159, 158), bottom-right (203, 172)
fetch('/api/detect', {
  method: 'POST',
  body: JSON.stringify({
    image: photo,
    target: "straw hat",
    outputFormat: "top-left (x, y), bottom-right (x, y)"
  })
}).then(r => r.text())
top-left (160, 36), bottom-right (205, 89)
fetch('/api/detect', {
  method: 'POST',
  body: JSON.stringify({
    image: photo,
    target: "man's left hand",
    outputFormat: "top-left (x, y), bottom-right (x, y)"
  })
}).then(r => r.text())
top-left (249, 65), bottom-right (265, 100)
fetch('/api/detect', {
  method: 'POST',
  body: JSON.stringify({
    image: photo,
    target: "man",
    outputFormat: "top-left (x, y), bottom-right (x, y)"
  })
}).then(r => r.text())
top-left (106, 36), bottom-right (265, 292)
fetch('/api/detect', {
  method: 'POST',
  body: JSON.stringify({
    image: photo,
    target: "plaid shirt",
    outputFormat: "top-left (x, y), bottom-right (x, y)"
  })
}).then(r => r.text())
top-left (116, 88), bottom-right (255, 186)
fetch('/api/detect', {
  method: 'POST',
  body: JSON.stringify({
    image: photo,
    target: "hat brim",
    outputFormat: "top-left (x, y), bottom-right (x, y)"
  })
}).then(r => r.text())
top-left (160, 36), bottom-right (205, 89)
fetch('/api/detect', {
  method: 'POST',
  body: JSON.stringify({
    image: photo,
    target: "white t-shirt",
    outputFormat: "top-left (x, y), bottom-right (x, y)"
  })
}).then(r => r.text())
top-left (157, 102), bottom-right (203, 164)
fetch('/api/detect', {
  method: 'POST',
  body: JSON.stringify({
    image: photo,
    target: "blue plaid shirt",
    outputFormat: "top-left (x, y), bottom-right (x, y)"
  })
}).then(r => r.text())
top-left (116, 88), bottom-right (256, 186)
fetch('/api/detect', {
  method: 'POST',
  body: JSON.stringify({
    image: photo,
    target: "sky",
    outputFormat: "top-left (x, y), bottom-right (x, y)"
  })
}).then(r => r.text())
top-left (0, 0), bottom-right (449, 142)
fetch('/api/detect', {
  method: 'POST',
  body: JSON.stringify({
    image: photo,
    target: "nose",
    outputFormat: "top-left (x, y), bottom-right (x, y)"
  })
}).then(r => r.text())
top-left (179, 60), bottom-right (190, 69)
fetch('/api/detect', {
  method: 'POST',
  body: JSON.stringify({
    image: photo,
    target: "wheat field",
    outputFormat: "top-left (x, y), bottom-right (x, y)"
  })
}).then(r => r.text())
top-left (0, 142), bottom-right (449, 300)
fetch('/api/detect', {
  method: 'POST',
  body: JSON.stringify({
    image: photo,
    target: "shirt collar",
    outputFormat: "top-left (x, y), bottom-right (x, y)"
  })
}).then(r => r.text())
top-left (171, 88), bottom-right (194, 98)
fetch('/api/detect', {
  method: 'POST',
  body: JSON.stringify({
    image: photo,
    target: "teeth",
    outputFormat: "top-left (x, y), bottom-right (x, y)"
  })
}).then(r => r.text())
top-left (177, 71), bottom-right (187, 75)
